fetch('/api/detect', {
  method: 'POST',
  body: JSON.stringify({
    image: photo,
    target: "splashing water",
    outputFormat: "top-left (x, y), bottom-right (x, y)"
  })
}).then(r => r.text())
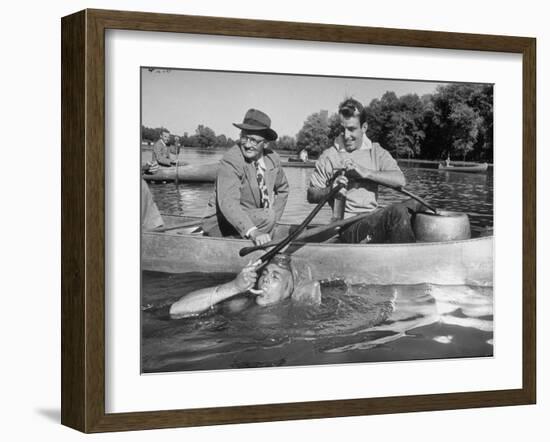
top-left (141, 272), bottom-right (493, 373)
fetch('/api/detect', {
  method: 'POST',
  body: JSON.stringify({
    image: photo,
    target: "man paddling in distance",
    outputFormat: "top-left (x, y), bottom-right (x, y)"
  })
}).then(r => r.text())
top-left (308, 98), bottom-right (418, 244)
top-left (201, 109), bottom-right (290, 246)
top-left (152, 128), bottom-right (177, 167)
top-left (169, 254), bottom-right (320, 318)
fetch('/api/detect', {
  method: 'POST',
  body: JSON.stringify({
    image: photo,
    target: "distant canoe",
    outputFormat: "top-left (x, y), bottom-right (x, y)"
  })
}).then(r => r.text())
top-left (283, 159), bottom-right (316, 168)
top-left (438, 163), bottom-right (489, 174)
top-left (142, 163), bottom-right (218, 183)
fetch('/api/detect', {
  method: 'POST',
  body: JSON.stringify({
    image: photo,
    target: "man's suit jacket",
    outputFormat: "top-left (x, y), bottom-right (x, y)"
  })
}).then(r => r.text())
top-left (202, 145), bottom-right (289, 237)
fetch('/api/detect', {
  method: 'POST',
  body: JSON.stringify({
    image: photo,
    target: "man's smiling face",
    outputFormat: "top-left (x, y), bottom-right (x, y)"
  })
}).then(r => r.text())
top-left (340, 115), bottom-right (366, 152)
top-left (239, 131), bottom-right (266, 162)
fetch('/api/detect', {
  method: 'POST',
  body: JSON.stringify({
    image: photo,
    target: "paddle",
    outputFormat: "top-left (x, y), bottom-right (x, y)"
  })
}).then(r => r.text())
top-left (343, 168), bottom-right (438, 215)
top-left (239, 210), bottom-right (372, 256)
top-left (240, 168), bottom-right (438, 257)
top-left (249, 183), bottom-right (345, 264)
top-left (174, 143), bottom-right (180, 186)
top-left (391, 186), bottom-right (438, 215)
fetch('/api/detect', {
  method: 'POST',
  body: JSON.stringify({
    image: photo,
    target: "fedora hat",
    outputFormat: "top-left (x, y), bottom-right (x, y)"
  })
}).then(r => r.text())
top-left (233, 108), bottom-right (278, 141)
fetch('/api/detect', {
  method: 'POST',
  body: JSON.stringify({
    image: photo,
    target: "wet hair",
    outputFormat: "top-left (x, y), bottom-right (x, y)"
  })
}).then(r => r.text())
top-left (270, 254), bottom-right (295, 298)
top-left (338, 97), bottom-right (368, 126)
top-left (269, 254), bottom-right (321, 305)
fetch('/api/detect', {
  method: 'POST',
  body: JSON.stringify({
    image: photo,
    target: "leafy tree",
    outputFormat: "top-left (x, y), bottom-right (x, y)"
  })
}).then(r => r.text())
top-left (194, 125), bottom-right (217, 148)
top-left (387, 111), bottom-right (425, 158)
top-left (448, 103), bottom-right (482, 160)
top-left (469, 85), bottom-right (493, 161)
top-left (327, 113), bottom-right (342, 142)
top-left (296, 111), bottom-right (331, 156)
top-left (214, 134), bottom-right (228, 147)
top-left (365, 92), bottom-right (425, 158)
top-left (141, 125), bottom-right (170, 144)
top-left (274, 135), bottom-right (297, 151)
top-left (425, 84), bottom-right (491, 161)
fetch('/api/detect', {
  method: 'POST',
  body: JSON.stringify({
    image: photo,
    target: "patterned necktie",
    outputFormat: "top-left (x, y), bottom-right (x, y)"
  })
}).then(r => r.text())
top-left (254, 160), bottom-right (270, 208)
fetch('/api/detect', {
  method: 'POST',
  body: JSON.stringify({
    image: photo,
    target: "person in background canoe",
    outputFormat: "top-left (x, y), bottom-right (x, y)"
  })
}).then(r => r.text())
top-left (299, 148), bottom-right (309, 162)
top-left (201, 109), bottom-right (290, 246)
top-left (152, 129), bottom-right (176, 167)
top-left (141, 179), bottom-right (163, 231)
top-left (169, 254), bottom-right (320, 318)
top-left (307, 98), bottom-right (417, 244)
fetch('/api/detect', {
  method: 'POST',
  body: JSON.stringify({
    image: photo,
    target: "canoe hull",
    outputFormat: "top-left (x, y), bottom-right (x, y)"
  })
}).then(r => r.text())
top-left (142, 216), bottom-right (493, 286)
top-left (283, 160), bottom-right (315, 168)
top-left (142, 163), bottom-right (218, 182)
top-left (438, 163), bottom-right (489, 173)
top-left (142, 160), bottom-right (315, 184)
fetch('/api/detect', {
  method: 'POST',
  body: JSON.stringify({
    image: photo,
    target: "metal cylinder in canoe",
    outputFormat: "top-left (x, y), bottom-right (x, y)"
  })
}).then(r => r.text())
top-left (413, 210), bottom-right (471, 242)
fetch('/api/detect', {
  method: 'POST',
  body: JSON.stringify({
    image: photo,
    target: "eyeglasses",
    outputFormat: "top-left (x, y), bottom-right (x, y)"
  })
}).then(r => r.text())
top-left (240, 135), bottom-right (265, 147)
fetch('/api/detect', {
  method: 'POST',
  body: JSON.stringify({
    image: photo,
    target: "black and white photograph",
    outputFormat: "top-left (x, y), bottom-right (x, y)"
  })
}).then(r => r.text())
top-left (140, 67), bottom-right (494, 374)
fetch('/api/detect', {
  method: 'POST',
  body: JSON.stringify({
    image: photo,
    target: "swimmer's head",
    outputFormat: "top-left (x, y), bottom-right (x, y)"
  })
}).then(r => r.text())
top-left (255, 254), bottom-right (294, 307)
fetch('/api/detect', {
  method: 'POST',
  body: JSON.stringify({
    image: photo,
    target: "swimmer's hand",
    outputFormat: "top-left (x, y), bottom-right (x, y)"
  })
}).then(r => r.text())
top-left (247, 288), bottom-right (264, 295)
top-left (234, 260), bottom-right (262, 292)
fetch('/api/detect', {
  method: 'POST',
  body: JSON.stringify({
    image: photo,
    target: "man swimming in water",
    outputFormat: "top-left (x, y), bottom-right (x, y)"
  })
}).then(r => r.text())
top-left (169, 254), bottom-right (319, 318)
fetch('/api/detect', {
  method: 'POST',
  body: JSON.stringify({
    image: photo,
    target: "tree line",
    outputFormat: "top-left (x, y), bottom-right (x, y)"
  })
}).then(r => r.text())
top-left (142, 83), bottom-right (493, 161)
top-left (141, 125), bottom-right (236, 148)
top-left (293, 83), bottom-right (493, 161)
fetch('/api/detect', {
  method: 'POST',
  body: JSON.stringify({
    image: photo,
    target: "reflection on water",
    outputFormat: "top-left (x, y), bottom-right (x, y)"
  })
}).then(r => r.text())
top-left (145, 148), bottom-right (493, 230)
top-left (141, 148), bottom-right (494, 373)
top-left (142, 272), bottom-right (493, 373)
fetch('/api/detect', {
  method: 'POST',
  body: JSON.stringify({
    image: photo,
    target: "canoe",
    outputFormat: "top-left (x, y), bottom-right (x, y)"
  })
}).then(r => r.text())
top-left (142, 163), bottom-right (218, 183)
top-left (283, 159), bottom-right (316, 168)
top-left (142, 215), bottom-right (494, 287)
top-left (438, 163), bottom-right (489, 173)
top-left (142, 159), bottom-right (316, 184)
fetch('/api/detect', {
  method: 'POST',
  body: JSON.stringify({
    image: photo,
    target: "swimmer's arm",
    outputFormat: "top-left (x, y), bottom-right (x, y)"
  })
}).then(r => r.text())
top-left (169, 260), bottom-right (260, 318)
top-left (169, 280), bottom-right (241, 318)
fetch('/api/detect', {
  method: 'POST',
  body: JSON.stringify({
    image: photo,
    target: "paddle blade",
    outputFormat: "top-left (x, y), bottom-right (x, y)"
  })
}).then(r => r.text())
top-left (239, 245), bottom-right (259, 257)
top-left (239, 243), bottom-right (273, 256)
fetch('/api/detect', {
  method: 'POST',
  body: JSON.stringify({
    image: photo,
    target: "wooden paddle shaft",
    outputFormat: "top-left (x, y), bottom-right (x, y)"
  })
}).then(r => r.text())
top-left (335, 168), bottom-right (438, 215)
top-left (257, 183), bottom-right (344, 263)
top-left (395, 187), bottom-right (438, 214)
top-left (174, 144), bottom-right (180, 186)
top-left (239, 211), bottom-right (371, 256)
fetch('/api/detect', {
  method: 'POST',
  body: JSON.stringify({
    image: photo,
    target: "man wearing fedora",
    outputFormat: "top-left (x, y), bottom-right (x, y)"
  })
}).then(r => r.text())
top-left (201, 109), bottom-right (289, 245)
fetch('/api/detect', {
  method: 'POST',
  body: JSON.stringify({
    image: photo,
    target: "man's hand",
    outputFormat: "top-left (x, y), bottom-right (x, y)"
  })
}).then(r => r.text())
top-left (143, 160), bottom-right (159, 174)
top-left (250, 229), bottom-right (272, 246)
top-left (332, 174), bottom-right (348, 197)
top-left (234, 260), bottom-right (261, 292)
top-left (342, 158), bottom-right (370, 179)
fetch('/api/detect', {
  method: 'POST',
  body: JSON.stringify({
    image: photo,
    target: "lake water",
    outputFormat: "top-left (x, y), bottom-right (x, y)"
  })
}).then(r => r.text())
top-left (141, 147), bottom-right (494, 373)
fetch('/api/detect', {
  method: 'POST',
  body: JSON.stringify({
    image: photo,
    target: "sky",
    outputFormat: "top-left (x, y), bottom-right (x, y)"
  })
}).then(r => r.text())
top-left (141, 68), bottom-right (447, 139)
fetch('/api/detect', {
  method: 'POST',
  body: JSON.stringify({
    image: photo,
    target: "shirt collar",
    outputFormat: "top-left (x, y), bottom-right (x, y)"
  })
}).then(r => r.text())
top-left (360, 134), bottom-right (373, 150)
top-left (255, 156), bottom-right (266, 170)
